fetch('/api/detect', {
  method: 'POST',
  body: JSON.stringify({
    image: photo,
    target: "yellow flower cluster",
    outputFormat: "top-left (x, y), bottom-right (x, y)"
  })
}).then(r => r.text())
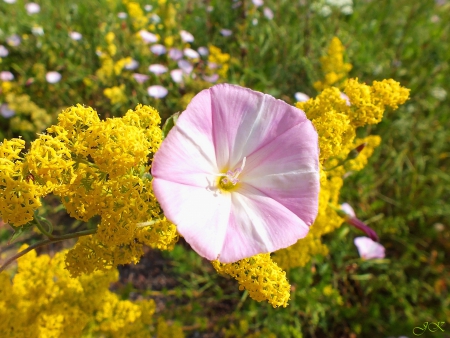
top-left (123, 0), bottom-right (148, 30)
top-left (95, 34), bottom-right (133, 83)
top-left (104, 84), bottom-right (128, 105)
top-left (314, 37), bottom-right (352, 91)
top-left (208, 45), bottom-right (230, 79)
top-left (0, 247), bottom-right (156, 338)
top-left (0, 82), bottom-right (51, 134)
top-left (271, 77), bottom-right (409, 271)
top-left (212, 253), bottom-right (291, 308)
top-left (0, 104), bottom-right (178, 276)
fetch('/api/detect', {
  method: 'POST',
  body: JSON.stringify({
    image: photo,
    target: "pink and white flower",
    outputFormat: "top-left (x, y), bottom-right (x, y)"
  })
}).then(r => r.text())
top-left (124, 59), bottom-right (139, 70)
top-left (180, 30), bottom-right (194, 43)
top-left (354, 237), bottom-right (385, 260)
top-left (147, 85), bottom-right (168, 98)
top-left (0, 45), bottom-right (8, 57)
top-left (69, 31), bottom-right (82, 41)
top-left (132, 73), bottom-right (149, 83)
top-left (45, 71), bottom-right (62, 84)
top-left (148, 64), bottom-right (168, 75)
top-left (178, 59), bottom-right (193, 74)
top-left (0, 104), bottom-right (15, 118)
top-left (198, 46), bottom-right (209, 56)
top-left (117, 12), bottom-right (127, 19)
top-left (202, 74), bottom-right (219, 83)
top-left (151, 44), bottom-right (167, 55)
top-left (340, 203), bottom-right (379, 241)
top-left (252, 0), bottom-right (264, 7)
top-left (220, 29), bottom-right (232, 37)
top-left (184, 48), bottom-right (200, 59)
top-left (0, 71), bottom-right (14, 81)
top-left (6, 34), bottom-right (21, 47)
top-left (139, 30), bottom-right (158, 44)
top-left (152, 84), bottom-right (320, 263)
top-left (168, 48), bottom-right (183, 61)
top-left (170, 69), bottom-right (184, 83)
top-left (263, 7), bottom-right (274, 20)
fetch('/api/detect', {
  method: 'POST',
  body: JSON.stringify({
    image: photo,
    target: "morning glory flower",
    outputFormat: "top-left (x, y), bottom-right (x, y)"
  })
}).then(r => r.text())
top-left (148, 64), bottom-right (168, 75)
top-left (198, 46), bottom-right (209, 56)
top-left (295, 92), bottom-right (310, 102)
top-left (117, 12), bottom-right (127, 19)
top-left (132, 73), bottom-right (149, 83)
top-left (45, 71), bottom-right (62, 84)
top-left (6, 34), bottom-right (21, 47)
top-left (178, 59), bottom-right (193, 74)
top-left (0, 71), bottom-right (14, 81)
top-left (4, 0), bottom-right (17, 4)
top-left (152, 84), bottom-right (320, 263)
top-left (25, 2), bottom-right (40, 14)
top-left (150, 44), bottom-right (167, 55)
top-left (0, 45), bottom-right (9, 57)
top-left (180, 30), bottom-right (194, 43)
top-left (147, 85), bottom-right (168, 98)
top-left (69, 31), bottom-right (82, 41)
top-left (124, 59), bottom-right (139, 70)
top-left (252, 0), bottom-right (264, 7)
top-left (168, 48), bottom-right (183, 61)
top-left (139, 30), bottom-right (158, 44)
top-left (0, 104), bottom-right (15, 118)
top-left (354, 237), bottom-right (385, 260)
top-left (184, 48), bottom-right (200, 59)
top-left (220, 29), bottom-right (232, 37)
top-left (170, 69), bottom-right (184, 83)
top-left (263, 7), bottom-right (274, 20)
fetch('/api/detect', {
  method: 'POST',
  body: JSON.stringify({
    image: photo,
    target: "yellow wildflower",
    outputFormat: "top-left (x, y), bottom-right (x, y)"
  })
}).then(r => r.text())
top-left (213, 253), bottom-right (291, 308)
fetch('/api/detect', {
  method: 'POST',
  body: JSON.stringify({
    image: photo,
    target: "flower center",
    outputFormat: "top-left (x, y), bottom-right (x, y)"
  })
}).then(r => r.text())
top-left (218, 157), bottom-right (246, 191)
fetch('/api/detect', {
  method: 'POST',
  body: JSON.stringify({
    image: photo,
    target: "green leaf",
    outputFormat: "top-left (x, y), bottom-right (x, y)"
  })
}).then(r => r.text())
top-left (8, 223), bottom-right (34, 245)
top-left (162, 112), bottom-right (181, 139)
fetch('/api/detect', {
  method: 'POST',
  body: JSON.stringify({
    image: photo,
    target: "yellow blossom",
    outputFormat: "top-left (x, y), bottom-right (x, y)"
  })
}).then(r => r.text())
top-left (213, 253), bottom-right (291, 308)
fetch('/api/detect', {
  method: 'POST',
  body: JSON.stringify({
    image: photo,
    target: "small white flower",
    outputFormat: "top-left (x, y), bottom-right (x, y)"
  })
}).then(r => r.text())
top-left (4, 0), bottom-right (17, 3)
top-left (0, 45), bottom-right (9, 57)
top-left (139, 30), bottom-right (158, 44)
top-left (341, 5), bottom-right (353, 15)
top-left (197, 46), bottom-right (209, 56)
top-left (69, 31), bottom-right (82, 41)
top-left (252, 0), bottom-right (263, 7)
top-left (0, 71), bottom-right (14, 81)
top-left (170, 69), bottom-right (184, 83)
top-left (144, 4), bottom-right (153, 11)
top-left (184, 48), bottom-right (200, 59)
top-left (31, 26), bottom-right (44, 36)
top-left (202, 74), bottom-right (219, 83)
top-left (46, 71), bottom-right (62, 84)
top-left (147, 85), bottom-right (168, 98)
top-left (132, 73), bottom-right (149, 83)
top-left (150, 44), bottom-right (167, 55)
top-left (178, 59), bottom-right (193, 74)
top-left (294, 92), bottom-right (310, 102)
top-left (124, 59), bottom-right (139, 70)
top-left (220, 29), bottom-right (232, 37)
top-left (25, 2), bottom-right (40, 14)
top-left (180, 30), bottom-right (194, 43)
top-left (354, 237), bottom-right (385, 260)
top-left (263, 7), bottom-right (274, 20)
top-left (117, 12), bottom-right (127, 19)
top-left (252, 18), bottom-right (258, 25)
top-left (148, 64), bottom-right (168, 75)
top-left (6, 34), bottom-right (21, 47)
top-left (0, 104), bottom-right (15, 118)
top-left (430, 87), bottom-right (447, 101)
top-left (207, 5), bottom-right (214, 12)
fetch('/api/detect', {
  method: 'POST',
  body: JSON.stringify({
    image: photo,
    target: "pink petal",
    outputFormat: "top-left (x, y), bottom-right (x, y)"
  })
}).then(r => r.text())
top-left (354, 237), bottom-right (385, 259)
top-left (220, 184), bottom-right (310, 263)
top-left (152, 84), bottom-right (320, 262)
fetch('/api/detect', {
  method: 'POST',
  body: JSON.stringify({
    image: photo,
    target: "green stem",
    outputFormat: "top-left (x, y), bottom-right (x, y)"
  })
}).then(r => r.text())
top-left (0, 228), bottom-right (96, 273)
top-left (33, 211), bottom-right (54, 238)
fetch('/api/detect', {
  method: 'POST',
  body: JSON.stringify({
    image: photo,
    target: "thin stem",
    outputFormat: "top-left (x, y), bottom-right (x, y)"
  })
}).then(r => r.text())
top-left (33, 211), bottom-right (53, 238)
top-left (0, 228), bottom-right (96, 273)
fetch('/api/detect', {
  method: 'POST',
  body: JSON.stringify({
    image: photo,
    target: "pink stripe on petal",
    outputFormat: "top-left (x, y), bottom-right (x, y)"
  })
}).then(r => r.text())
top-left (152, 179), bottom-right (231, 260)
top-left (218, 184), bottom-right (310, 263)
